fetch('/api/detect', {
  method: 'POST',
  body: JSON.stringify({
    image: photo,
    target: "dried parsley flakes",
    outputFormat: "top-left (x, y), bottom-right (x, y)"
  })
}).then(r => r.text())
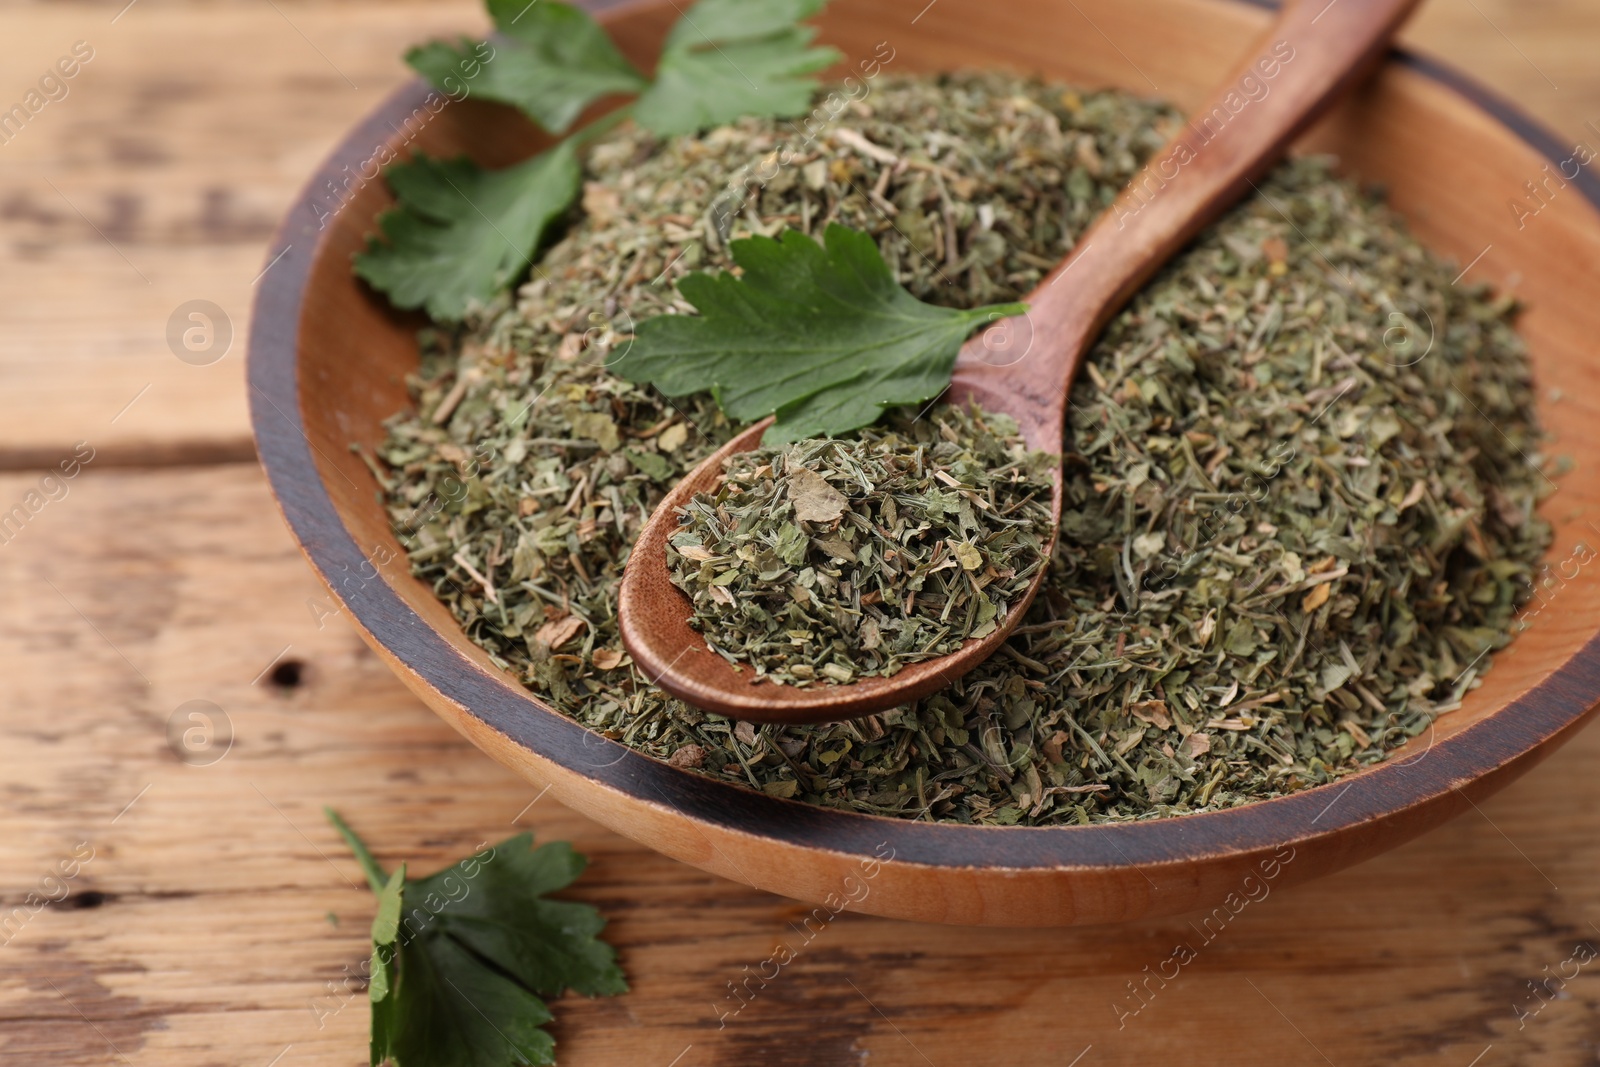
top-left (377, 72), bottom-right (1551, 825)
top-left (666, 404), bottom-right (1054, 685)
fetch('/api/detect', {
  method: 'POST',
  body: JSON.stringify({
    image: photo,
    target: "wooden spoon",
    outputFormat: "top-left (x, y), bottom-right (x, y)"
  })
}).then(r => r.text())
top-left (619, 0), bottom-right (1422, 724)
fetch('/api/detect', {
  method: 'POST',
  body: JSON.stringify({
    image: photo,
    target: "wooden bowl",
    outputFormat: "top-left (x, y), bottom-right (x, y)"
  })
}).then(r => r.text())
top-left (249, 0), bottom-right (1600, 925)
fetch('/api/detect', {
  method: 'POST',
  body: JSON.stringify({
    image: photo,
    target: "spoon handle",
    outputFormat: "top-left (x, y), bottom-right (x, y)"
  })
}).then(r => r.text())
top-left (950, 0), bottom-right (1423, 443)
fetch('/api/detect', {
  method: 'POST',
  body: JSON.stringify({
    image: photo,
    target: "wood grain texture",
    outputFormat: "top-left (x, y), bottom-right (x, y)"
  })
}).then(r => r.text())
top-left (0, 0), bottom-right (493, 469)
top-left (1, 0), bottom-right (1598, 468)
top-left (4, 0), bottom-right (1600, 1061)
top-left (4, 464), bottom-right (1600, 1066)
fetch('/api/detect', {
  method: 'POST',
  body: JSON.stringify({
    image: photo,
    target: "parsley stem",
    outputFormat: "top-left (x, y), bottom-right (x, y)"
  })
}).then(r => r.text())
top-left (325, 807), bottom-right (390, 894)
top-left (567, 104), bottom-right (635, 150)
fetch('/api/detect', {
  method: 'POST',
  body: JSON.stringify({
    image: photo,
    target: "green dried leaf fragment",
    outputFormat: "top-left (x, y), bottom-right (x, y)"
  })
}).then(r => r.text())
top-left (787, 467), bottom-right (847, 523)
top-left (625, 449), bottom-right (672, 480)
top-left (567, 409), bottom-right (621, 450)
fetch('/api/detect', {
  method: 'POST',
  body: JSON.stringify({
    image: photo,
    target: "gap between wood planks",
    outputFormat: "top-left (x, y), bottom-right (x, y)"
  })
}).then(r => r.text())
top-left (0, 438), bottom-right (257, 472)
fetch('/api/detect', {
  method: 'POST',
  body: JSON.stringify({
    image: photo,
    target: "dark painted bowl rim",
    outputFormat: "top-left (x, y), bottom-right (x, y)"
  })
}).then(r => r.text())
top-left (248, 0), bottom-right (1600, 872)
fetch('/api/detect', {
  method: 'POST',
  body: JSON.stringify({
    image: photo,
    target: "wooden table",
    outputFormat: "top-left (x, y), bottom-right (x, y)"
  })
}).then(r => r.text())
top-left (5, 2), bottom-right (1600, 1063)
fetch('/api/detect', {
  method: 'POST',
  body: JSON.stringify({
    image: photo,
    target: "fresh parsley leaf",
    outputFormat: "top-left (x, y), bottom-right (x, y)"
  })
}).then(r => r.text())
top-left (364, 0), bottom-right (840, 321)
top-left (407, 0), bottom-right (647, 134)
top-left (327, 809), bottom-right (626, 1067)
top-left (354, 142), bottom-right (580, 323)
top-left (395, 930), bottom-right (557, 1067)
top-left (407, 834), bottom-right (627, 999)
top-left (613, 223), bottom-right (1028, 442)
top-left (631, 0), bottom-right (841, 136)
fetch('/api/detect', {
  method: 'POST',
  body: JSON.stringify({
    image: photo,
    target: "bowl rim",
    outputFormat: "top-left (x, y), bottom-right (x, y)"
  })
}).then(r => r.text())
top-left (248, 0), bottom-right (1600, 873)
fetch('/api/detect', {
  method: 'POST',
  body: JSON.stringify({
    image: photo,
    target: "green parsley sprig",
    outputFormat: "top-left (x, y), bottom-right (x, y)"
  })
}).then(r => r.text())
top-left (407, 0), bottom-right (649, 136)
top-left (327, 808), bottom-right (625, 1067)
top-left (353, 144), bottom-right (580, 324)
top-left (357, 0), bottom-right (1029, 442)
top-left (612, 224), bottom-right (1028, 441)
top-left (356, 0), bottom-right (840, 322)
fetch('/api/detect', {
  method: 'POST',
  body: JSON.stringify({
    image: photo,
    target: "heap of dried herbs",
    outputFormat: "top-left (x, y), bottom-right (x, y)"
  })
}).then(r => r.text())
top-left (377, 72), bottom-right (1550, 825)
top-left (666, 404), bottom-right (1054, 685)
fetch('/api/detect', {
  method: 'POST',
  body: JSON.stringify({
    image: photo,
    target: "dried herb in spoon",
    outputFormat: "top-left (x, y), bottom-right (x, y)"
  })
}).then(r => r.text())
top-left (666, 403), bottom-right (1054, 685)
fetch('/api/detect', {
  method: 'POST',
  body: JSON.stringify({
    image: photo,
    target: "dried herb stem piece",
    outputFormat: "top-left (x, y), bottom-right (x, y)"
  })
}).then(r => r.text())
top-left (667, 404), bottom-right (1054, 685)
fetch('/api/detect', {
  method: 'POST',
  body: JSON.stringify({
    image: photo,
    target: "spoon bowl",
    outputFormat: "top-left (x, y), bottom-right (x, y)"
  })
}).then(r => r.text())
top-left (619, 0), bottom-right (1423, 723)
top-left (619, 418), bottom-right (1058, 721)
